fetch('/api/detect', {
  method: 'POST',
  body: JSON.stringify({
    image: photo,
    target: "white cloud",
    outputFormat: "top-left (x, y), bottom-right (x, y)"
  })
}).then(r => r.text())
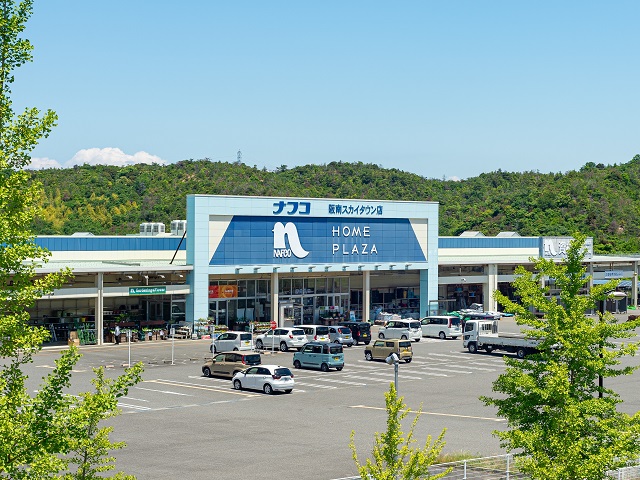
top-left (28, 157), bottom-right (63, 169)
top-left (447, 176), bottom-right (461, 182)
top-left (27, 148), bottom-right (168, 170)
top-left (65, 147), bottom-right (167, 167)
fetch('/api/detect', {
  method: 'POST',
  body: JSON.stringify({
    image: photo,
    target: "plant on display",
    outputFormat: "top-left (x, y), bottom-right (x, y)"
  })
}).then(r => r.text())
top-left (0, 1), bottom-right (143, 478)
top-left (349, 383), bottom-right (451, 480)
top-left (483, 233), bottom-right (640, 479)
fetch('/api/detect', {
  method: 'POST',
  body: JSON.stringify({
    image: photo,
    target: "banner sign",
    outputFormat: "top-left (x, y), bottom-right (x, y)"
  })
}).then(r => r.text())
top-left (129, 286), bottom-right (166, 296)
top-left (209, 285), bottom-right (238, 298)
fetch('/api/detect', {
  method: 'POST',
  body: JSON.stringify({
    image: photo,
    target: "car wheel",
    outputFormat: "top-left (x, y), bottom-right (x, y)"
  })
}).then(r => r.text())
top-left (415, 338), bottom-right (420, 342)
top-left (438, 331), bottom-right (446, 340)
top-left (256, 340), bottom-right (263, 349)
top-left (233, 380), bottom-right (242, 390)
top-left (203, 367), bottom-right (211, 377)
top-left (233, 370), bottom-right (242, 376)
top-left (365, 352), bottom-right (373, 361)
top-left (401, 335), bottom-right (408, 340)
top-left (405, 357), bottom-right (412, 363)
top-left (516, 348), bottom-right (526, 359)
top-left (334, 339), bottom-right (340, 344)
top-left (284, 389), bottom-right (293, 394)
top-left (233, 347), bottom-right (239, 351)
top-left (468, 342), bottom-right (478, 354)
top-left (279, 342), bottom-right (288, 352)
top-left (320, 363), bottom-right (329, 372)
top-left (293, 359), bottom-right (301, 369)
top-left (378, 333), bottom-right (385, 339)
top-left (336, 366), bottom-right (343, 371)
top-left (263, 383), bottom-right (273, 395)
top-left (452, 337), bottom-right (459, 340)
top-left (209, 344), bottom-right (213, 353)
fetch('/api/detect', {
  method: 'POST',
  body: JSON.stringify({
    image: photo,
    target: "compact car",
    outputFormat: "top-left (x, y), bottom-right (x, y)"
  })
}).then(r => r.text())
top-left (232, 365), bottom-right (295, 394)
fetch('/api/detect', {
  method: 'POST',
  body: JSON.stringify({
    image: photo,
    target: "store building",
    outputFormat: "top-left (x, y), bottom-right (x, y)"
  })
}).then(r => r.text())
top-left (24, 195), bottom-right (639, 346)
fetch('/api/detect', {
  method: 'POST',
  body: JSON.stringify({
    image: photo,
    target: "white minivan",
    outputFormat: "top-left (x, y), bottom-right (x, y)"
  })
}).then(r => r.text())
top-left (420, 315), bottom-right (462, 340)
top-left (377, 319), bottom-right (422, 342)
top-left (298, 324), bottom-right (331, 343)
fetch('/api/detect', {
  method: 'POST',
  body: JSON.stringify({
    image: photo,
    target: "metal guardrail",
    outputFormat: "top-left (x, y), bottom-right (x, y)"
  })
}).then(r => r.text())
top-left (333, 454), bottom-right (640, 480)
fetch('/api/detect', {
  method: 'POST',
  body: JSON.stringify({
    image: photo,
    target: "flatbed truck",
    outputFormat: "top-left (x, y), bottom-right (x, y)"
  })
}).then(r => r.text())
top-left (463, 319), bottom-right (540, 358)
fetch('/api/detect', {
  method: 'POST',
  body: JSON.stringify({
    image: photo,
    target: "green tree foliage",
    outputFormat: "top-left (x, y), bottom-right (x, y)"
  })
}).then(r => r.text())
top-left (482, 234), bottom-right (640, 479)
top-left (349, 383), bottom-right (451, 480)
top-left (29, 155), bottom-right (640, 253)
top-left (0, 1), bottom-right (143, 477)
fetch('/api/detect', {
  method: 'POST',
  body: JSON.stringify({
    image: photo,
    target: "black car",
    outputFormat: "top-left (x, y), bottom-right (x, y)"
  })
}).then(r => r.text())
top-left (337, 321), bottom-right (371, 345)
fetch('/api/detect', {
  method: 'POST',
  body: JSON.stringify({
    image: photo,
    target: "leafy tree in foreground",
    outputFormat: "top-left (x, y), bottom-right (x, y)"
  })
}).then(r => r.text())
top-left (0, 1), bottom-right (143, 477)
top-left (349, 383), bottom-right (451, 480)
top-left (483, 233), bottom-right (640, 479)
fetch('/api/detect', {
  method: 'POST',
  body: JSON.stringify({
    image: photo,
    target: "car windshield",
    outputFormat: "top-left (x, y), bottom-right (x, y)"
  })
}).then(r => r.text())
top-left (328, 345), bottom-right (343, 354)
top-left (315, 326), bottom-right (329, 336)
top-left (291, 329), bottom-right (305, 335)
top-left (243, 354), bottom-right (261, 365)
top-left (274, 367), bottom-right (293, 377)
top-left (240, 333), bottom-right (251, 340)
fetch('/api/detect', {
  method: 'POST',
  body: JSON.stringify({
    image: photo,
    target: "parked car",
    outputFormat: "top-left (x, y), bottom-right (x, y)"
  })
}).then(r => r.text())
top-left (364, 339), bottom-right (413, 363)
top-left (337, 321), bottom-right (371, 345)
top-left (420, 316), bottom-right (462, 340)
top-left (378, 319), bottom-right (422, 342)
top-left (254, 327), bottom-right (307, 351)
top-left (209, 330), bottom-right (253, 353)
top-left (327, 325), bottom-right (354, 346)
top-left (298, 324), bottom-right (331, 343)
top-left (232, 365), bottom-right (295, 394)
top-left (293, 341), bottom-right (344, 371)
top-left (202, 351), bottom-right (262, 378)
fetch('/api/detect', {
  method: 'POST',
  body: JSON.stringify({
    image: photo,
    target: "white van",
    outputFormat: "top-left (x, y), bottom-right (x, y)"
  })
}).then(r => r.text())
top-left (298, 324), bottom-right (331, 343)
top-left (210, 330), bottom-right (253, 353)
top-left (377, 319), bottom-right (422, 342)
top-left (420, 316), bottom-right (462, 340)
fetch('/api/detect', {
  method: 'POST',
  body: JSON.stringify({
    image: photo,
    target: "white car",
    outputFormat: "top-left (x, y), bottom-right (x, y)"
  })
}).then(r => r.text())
top-left (378, 319), bottom-right (422, 342)
top-left (232, 365), bottom-right (294, 394)
top-left (254, 327), bottom-right (307, 352)
top-left (420, 316), bottom-right (462, 340)
top-left (210, 330), bottom-right (253, 353)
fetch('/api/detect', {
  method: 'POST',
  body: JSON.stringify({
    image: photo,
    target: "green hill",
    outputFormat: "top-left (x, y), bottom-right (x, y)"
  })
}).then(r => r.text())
top-left (29, 154), bottom-right (640, 254)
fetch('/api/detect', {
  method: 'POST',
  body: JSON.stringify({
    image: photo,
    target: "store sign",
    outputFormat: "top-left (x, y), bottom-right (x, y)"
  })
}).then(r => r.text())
top-left (210, 216), bottom-right (427, 266)
top-left (542, 237), bottom-right (593, 259)
top-left (209, 285), bottom-right (238, 298)
top-left (129, 286), bottom-right (166, 296)
top-left (605, 270), bottom-right (624, 279)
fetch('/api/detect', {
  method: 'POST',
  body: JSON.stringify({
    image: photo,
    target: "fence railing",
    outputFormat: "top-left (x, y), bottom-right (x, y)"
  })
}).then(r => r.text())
top-left (334, 454), bottom-right (640, 480)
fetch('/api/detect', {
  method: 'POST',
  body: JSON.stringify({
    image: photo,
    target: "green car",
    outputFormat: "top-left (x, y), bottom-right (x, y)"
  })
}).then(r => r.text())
top-left (293, 342), bottom-right (344, 372)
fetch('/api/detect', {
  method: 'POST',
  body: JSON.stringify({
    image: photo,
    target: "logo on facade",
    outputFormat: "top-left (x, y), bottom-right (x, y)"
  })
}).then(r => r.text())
top-left (273, 222), bottom-right (309, 258)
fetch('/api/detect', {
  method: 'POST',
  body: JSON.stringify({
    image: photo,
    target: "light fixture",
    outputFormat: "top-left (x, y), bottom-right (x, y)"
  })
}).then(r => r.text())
top-left (290, 266), bottom-right (297, 272)
top-left (405, 264), bottom-right (412, 270)
top-left (342, 265), bottom-right (348, 271)
top-left (273, 267), bottom-right (279, 272)
top-left (158, 274), bottom-right (165, 279)
top-left (253, 267), bottom-right (260, 273)
top-left (235, 267), bottom-right (243, 274)
top-left (177, 274), bottom-right (184, 278)
top-left (126, 275), bottom-right (133, 279)
top-left (324, 266), bottom-right (330, 272)
top-left (389, 264), bottom-right (396, 270)
top-left (374, 264), bottom-right (381, 271)
top-left (308, 266), bottom-right (315, 272)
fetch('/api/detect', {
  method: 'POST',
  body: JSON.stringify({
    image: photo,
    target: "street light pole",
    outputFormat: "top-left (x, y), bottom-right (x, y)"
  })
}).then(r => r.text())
top-left (386, 353), bottom-right (400, 394)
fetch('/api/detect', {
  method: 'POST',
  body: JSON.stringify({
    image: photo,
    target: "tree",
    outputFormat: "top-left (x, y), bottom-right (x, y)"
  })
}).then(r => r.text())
top-left (349, 383), bottom-right (451, 480)
top-left (0, 1), bottom-right (143, 477)
top-left (483, 233), bottom-right (640, 479)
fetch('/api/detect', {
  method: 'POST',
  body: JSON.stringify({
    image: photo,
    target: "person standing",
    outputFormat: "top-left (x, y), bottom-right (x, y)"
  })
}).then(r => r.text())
top-left (114, 324), bottom-right (121, 344)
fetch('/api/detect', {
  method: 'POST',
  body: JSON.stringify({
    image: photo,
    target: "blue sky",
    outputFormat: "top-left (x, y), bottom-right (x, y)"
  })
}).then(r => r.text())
top-left (14, 1), bottom-right (640, 179)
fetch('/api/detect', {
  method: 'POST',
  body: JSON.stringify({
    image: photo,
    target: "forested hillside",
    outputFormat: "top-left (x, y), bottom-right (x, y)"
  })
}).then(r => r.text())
top-left (29, 154), bottom-right (640, 254)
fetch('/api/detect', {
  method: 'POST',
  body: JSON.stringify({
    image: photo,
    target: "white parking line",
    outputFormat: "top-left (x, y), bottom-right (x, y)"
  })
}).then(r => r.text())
top-left (135, 386), bottom-right (194, 396)
top-left (118, 402), bottom-right (152, 411)
top-left (349, 404), bottom-right (505, 422)
top-left (294, 382), bottom-right (337, 389)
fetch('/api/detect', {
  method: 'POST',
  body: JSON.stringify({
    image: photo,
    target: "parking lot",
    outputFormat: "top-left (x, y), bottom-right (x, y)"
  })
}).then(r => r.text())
top-left (25, 317), bottom-right (640, 480)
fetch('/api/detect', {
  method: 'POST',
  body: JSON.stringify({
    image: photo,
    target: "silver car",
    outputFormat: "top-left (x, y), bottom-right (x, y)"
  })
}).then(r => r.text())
top-left (232, 365), bottom-right (295, 394)
top-left (254, 327), bottom-right (307, 352)
top-left (327, 325), bottom-right (354, 347)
